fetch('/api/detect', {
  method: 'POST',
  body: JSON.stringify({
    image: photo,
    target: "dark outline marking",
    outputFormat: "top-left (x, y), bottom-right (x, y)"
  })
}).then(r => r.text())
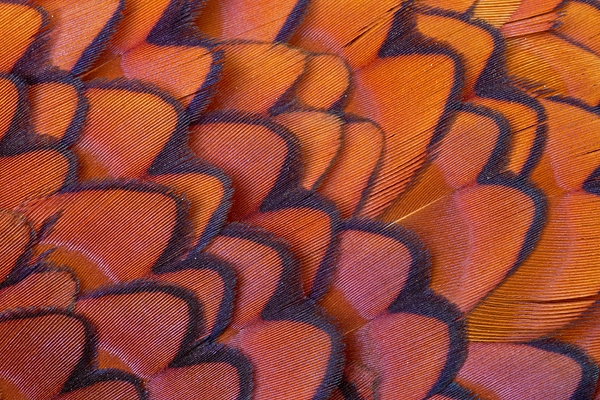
top-left (71, 0), bottom-right (126, 76)
top-left (253, 188), bottom-right (342, 301)
top-left (414, 175), bottom-right (547, 313)
top-left (0, 308), bottom-right (98, 394)
top-left (263, 300), bottom-right (345, 400)
top-left (335, 115), bottom-right (387, 218)
top-left (388, 289), bottom-right (467, 399)
top-left (410, 6), bottom-right (548, 178)
top-left (61, 369), bottom-right (148, 400)
top-left (0, 210), bottom-right (37, 288)
top-left (0, 146), bottom-right (79, 215)
top-left (7, 0), bottom-right (51, 77)
top-left (552, 0), bottom-right (600, 59)
top-left (170, 342), bottom-right (253, 400)
top-left (215, 222), bottom-right (304, 319)
top-left (204, 39), bottom-right (309, 116)
top-left (540, 95), bottom-right (600, 193)
top-left (149, 149), bottom-right (233, 252)
top-left (0, 262), bottom-right (79, 312)
top-left (191, 110), bottom-right (303, 219)
top-left (480, 174), bottom-right (548, 278)
top-left (366, 7), bottom-right (465, 217)
top-left (83, 77), bottom-right (191, 145)
top-left (146, 31), bottom-right (224, 121)
top-left (528, 339), bottom-right (599, 400)
top-left (155, 254), bottom-right (236, 342)
top-left (475, 85), bottom-right (548, 178)
top-left (0, 73), bottom-right (32, 155)
top-left (457, 103), bottom-right (512, 183)
top-left (275, 0), bottom-right (311, 43)
top-left (414, 6), bottom-right (509, 94)
top-left (26, 68), bottom-right (89, 148)
top-left (77, 279), bottom-right (204, 366)
top-left (271, 108), bottom-right (345, 191)
top-left (337, 379), bottom-right (362, 400)
top-left (340, 218), bottom-right (432, 303)
top-left (148, 0), bottom-right (200, 41)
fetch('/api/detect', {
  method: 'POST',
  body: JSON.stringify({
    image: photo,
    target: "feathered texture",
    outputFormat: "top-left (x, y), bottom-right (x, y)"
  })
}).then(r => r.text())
top-left (0, 0), bottom-right (600, 399)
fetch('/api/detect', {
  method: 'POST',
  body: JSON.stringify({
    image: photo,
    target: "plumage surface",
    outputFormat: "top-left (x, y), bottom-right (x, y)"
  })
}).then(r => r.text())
top-left (1, 0), bottom-right (600, 399)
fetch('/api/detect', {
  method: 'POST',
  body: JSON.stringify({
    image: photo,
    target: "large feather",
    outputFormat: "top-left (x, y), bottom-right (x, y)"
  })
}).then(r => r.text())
top-left (0, 0), bottom-right (600, 399)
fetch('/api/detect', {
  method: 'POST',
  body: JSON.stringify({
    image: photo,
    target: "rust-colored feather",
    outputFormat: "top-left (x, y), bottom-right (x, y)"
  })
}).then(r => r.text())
top-left (1, 0), bottom-right (600, 399)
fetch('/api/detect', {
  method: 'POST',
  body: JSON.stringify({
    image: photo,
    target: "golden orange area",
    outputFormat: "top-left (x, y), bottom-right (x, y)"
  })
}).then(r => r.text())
top-left (319, 120), bottom-right (384, 218)
top-left (384, 107), bottom-right (503, 221)
top-left (246, 207), bottom-right (332, 296)
top-left (74, 87), bottom-right (178, 179)
top-left (109, 0), bottom-right (171, 53)
top-left (472, 0), bottom-right (522, 26)
top-left (417, 0), bottom-right (473, 13)
top-left (555, 1), bottom-right (600, 55)
top-left (434, 109), bottom-right (501, 188)
top-left (196, 0), bottom-right (300, 42)
top-left (506, 33), bottom-right (600, 105)
top-left (38, 0), bottom-right (121, 71)
top-left (273, 111), bottom-right (342, 189)
top-left (29, 82), bottom-right (79, 140)
top-left (295, 54), bottom-right (350, 109)
top-left (532, 99), bottom-right (600, 193)
top-left (35, 245), bottom-right (113, 292)
top-left (468, 191), bottom-right (600, 341)
top-left (291, 0), bottom-right (400, 69)
top-left (416, 12), bottom-right (494, 97)
top-left (83, 51), bottom-right (124, 80)
top-left (0, 3), bottom-right (42, 72)
top-left (397, 185), bottom-right (535, 313)
top-left (347, 53), bottom-right (457, 218)
top-left (96, 349), bottom-right (135, 374)
top-left (555, 299), bottom-right (600, 365)
top-left (381, 165), bottom-right (454, 223)
top-left (319, 288), bottom-right (369, 334)
top-left (507, 0), bottom-right (562, 23)
top-left (473, 96), bottom-right (539, 175)
top-left (121, 42), bottom-right (214, 105)
top-left (189, 121), bottom-right (288, 220)
top-left (0, 150), bottom-right (69, 210)
top-left (500, 11), bottom-right (559, 37)
top-left (150, 173), bottom-right (226, 244)
top-left (211, 42), bottom-right (306, 114)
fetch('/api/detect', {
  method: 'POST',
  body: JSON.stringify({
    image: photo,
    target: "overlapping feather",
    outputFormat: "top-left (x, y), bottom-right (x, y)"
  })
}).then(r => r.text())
top-left (0, 0), bottom-right (599, 399)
